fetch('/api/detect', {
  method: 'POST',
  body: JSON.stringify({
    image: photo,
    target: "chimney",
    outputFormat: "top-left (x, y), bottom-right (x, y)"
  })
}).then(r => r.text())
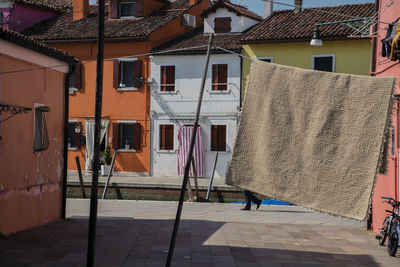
top-left (73, 0), bottom-right (89, 20)
top-left (189, 0), bottom-right (197, 5)
top-left (264, 0), bottom-right (273, 18)
top-left (294, 0), bottom-right (302, 13)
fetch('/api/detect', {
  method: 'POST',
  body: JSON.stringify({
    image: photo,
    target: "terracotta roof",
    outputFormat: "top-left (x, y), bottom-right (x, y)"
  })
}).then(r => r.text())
top-left (202, 0), bottom-right (262, 21)
top-left (23, 0), bottom-right (200, 42)
top-left (0, 26), bottom-right (77, 64)
top-left (151, 26), bottom-right (242, 55)
top-left (241, 3), bottom-right (375, 43)
top-left (15, 0), bottom-right (72, 13)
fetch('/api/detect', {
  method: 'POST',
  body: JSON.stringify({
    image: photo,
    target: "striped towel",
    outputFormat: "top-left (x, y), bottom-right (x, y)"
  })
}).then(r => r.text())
top-left (177, 126), bottom-right (205, 177)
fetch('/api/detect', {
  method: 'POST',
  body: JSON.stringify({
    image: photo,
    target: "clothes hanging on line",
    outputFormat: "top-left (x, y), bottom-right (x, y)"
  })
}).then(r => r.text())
top-left (381, 17), bottom-right (400, 60)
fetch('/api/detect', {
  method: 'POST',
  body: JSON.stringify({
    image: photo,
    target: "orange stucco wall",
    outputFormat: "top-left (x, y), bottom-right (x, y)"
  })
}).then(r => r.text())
top-left (52, 0), bottom-right (209, 174)
top-left (0, 54), bottom-right (65, 235)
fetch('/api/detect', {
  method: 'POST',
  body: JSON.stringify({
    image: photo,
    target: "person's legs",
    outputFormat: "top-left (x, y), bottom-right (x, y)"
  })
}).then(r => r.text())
top-left (249, 192), bottom-right (262, 210)
top-left (241, 190), bottom-right (251, 210)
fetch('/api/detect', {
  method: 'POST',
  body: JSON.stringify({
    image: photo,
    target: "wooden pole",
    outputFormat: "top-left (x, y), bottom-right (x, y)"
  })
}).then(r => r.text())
top-left (166, 33), bottom-right (214, 267)
top-left (186, 176), bottom-right (194, 202)
top-left (75, 156), bottom-right (86, 198)
top-left (87, 0), bottom-right (105, 266)
top-left (191, 157), bottom-right (200, 200)
top-left (101, 150), bottom-right (117, 199)
top-left (206, 152), bottom-right (218, 200)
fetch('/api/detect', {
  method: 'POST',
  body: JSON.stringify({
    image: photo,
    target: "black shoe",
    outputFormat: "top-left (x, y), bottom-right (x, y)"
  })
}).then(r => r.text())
top-left (241, 206), bottom-right (251, 210)
top-left (256, 200), bottom-right (262, 210)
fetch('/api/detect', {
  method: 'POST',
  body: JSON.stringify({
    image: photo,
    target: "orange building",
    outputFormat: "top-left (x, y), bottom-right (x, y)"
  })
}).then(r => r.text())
top-left (0, 27), bottom-right (77, 235)
top-left (24, 0), bottom-right (209, 174)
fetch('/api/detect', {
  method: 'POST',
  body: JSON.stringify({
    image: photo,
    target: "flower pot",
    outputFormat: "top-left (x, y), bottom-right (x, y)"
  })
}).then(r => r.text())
top-left (125, 145), bottom-right (130, 150)
top-left (101, 165), bottom-right (112, 176)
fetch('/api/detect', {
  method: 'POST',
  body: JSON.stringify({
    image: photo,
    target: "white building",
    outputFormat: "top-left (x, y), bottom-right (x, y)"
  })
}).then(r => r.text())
top-left (149, 0), bottom-right (261, 178)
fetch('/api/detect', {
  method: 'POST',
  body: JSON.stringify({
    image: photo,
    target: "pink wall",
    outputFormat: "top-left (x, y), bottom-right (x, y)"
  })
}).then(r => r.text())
top-left (0, 4), bottom-right (55, 32)
top-left (0, 52), bottom-right (65, 236)
top-left (371, 0), bottom-right (400, 233)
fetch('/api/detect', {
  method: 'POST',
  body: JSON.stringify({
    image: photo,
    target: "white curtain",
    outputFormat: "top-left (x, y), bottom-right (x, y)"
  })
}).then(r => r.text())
top-left (85, 120), bottom-right (109, 170)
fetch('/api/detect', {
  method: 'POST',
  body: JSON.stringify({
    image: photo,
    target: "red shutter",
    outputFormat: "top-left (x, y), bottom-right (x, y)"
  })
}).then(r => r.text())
top-left (113, 60), bottom-right (120, 89)
top-left (161, 66), bottom-right (167, 91)
top-left (133, 59), bottom-right (142, 88)
top-left (166, 66), bottom-right (175, 91)
top-left (212, 65), bottom-right (218, 91)
top-left (159, 125), bottom-right (165, 150)
top-left (211, 125), bottom-right (218, 151)
top-left (73, 122), bottom-right (81, 148)
top-left (218, 64), bottom-right (227, 90)
top-left (165, 125), bottom-right (174, 150)
top-left (110, 1), bottom-right (119, 19)
top-left (74, 63), bottom-right (82, 89)
top-left (134, 0), bottom-right (144, 17)
top-left (112, 123), bottom-right (120, 150)
top-left (132, 123), bottom-right (141, 150)
top-left (217, 125), bottom-right (226, 151)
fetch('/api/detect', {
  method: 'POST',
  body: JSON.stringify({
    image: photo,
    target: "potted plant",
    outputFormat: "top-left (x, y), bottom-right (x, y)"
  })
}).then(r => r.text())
top-left (101, 144), bottom-right (112, 176)
top-left (125, 139), bottom-right (130, 150)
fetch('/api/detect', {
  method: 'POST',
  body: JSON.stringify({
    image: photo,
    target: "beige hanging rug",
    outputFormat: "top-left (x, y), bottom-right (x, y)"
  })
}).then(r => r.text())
top-left (226, 60), bottom-right (396, 220)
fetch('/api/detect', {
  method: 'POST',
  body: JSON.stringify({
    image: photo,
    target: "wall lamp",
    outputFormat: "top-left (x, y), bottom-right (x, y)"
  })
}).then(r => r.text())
top-left (310, 17), bottom-right (371, 47)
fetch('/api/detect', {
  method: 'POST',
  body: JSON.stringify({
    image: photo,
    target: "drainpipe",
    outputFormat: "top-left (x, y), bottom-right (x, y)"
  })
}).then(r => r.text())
top-left (61, 63), bottom-right (75, 219)
top-left (370, 0), bottom-right (379, 76)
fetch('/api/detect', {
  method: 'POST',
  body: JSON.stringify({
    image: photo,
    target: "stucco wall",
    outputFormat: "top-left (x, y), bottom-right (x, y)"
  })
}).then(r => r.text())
top-left (150, 54), bottom-right (241, 178)
top-left (0, 53), bottom-right (65, 235)
top-left (204, 7), bottom-right (259, 33)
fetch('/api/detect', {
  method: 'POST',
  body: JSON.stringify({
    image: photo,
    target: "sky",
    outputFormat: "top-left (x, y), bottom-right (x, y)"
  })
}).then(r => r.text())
top-left (89, 0), bottom-right (375, 16)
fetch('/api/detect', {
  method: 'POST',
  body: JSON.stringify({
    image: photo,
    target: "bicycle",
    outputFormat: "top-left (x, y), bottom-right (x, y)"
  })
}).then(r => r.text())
top-left (387, 212), bottom-right (400, 256)
top-left (375, 196), bottom-right (400, 246)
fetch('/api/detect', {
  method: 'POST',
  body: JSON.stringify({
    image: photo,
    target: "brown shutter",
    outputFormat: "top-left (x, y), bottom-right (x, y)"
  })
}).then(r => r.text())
top-left (212, 65), bottom-right (218, 91)
top-left (211, 125), bottom-right (218, 151)
top-left (112, 123), bottom-right (120, 150)
top-left (217, 125), bottom-right (226, 151)
top-left (166, 66), bottom-right (175, 91)
top-left (159, 125), bottom-right (165, 150)
top-left (113, 60), bottom-right (120, 89)
top-left (132, 123), bottom-right (141, 150)
top-left (218, 64), bottom-right (227, 90)
top-left (134, 0), bottom-right (144, 17)
top-left (74, 63), bottom-right (82, 89)
top-left (133, 59), bottom-right (142, 88)
top-left (214, 17), bottom-right (231, 33)
top-left (73, 122), bottom-right (81, 148)
top-left (161, 66), bottom-right (167, 91)
top-left (110, 1), bottom-right (119, 19)
top-left (165, 125), bottom-right (174, 150)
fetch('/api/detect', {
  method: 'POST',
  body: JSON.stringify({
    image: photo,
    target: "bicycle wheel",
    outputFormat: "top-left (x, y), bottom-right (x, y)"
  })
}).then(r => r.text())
top-left (378, 216), bottom-right (390, 246)
top-left (387, 222), bottom-right (398, 257)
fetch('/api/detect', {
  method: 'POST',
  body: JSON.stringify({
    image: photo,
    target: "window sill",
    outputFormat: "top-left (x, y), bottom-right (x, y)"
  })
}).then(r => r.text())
top-left (117, 87), bottom-right (138, 91)
top-left (208, 89), bottom-right (231, 94)
top-left (117, 149), bottom-right (136, 152)
top-left (158, 90), bottom-right (179, 95)
top-left (68, 147), bottom-right (78, 151)
top-left (157, 149), bottom-right (176, 154)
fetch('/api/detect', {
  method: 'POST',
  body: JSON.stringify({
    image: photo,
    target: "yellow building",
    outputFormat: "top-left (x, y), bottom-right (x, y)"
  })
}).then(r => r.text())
top-left (240, 3), bottom-right (375, 98)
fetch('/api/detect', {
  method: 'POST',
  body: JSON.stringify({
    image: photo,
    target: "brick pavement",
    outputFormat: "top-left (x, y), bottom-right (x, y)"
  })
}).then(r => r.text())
top-left (0, 199), bottom-right (399, 266)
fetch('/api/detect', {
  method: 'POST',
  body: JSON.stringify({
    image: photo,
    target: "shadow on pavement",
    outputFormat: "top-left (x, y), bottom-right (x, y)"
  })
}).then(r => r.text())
top-left (0, 217), bottom-right (381, 266)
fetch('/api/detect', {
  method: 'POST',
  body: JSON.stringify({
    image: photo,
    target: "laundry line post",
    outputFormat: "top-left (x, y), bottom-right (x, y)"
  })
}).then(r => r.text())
top-left (166, 33), bottom-right (214, 267)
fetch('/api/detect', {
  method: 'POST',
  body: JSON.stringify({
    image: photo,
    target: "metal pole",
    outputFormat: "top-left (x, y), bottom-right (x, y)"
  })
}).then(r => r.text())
top-left (87, 1), bottom-right (105, 266)
top-left (166, 33), bottom-right (214, 267)
top-left (206, 152), bottom-right (218, 200)
top-left (191, 157), bottom-right (200, 200)
top-left (75, 156), bottom-right (86, 198)
top-left (101, 150), bottom-right (117, 199)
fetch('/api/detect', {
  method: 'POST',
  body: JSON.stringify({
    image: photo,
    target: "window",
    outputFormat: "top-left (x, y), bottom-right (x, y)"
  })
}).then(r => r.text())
top-left (68, 122), bottom-right (82, 149)
top-left (112, 122), bottom-right (141, 150)
top-left (160, 66), bottom-right (175, 91)
top-left (113, 59), bottom-right (143, 90)
top-left (312, 55), bottom-right (335, 72)
top-left (33, 105), bottom-right (50, 152)
top-left (214, 17), bottom-right (231, 33)
top-left (258, 57), bottom-right (273, 63)
top-left (212, 64), bottom-right (228, 91)
top-left (211, 125), bottom-right (226, 151)
top-left (159, 124), bottom-right (174, 150)
top-left (68, 63), bottom-right (82, 93)
top-left (120, 2), bottom-right (134, 17)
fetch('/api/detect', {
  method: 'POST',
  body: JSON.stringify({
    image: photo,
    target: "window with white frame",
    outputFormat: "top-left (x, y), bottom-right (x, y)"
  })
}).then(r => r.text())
top-left (68, 121), bottom-right (82, 149)
top-left (112, 122), bottom-right (141, 150)
top-left (33, 105), bottom-right (50, 152)
top-left (113, 58), bottom-right (142, 90)
top-left (212, 64), bottom-right (228, 91)
top-left (312, 54), bottom-right (335, 72)
top-left (120, 1), bottom-right (134, 17)
top-left (160, 66), bottom-right (175, 91)
top-left (159, 124), bottom-right (174, 150)
top-left (211, 125), bottom-right (226, 151)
